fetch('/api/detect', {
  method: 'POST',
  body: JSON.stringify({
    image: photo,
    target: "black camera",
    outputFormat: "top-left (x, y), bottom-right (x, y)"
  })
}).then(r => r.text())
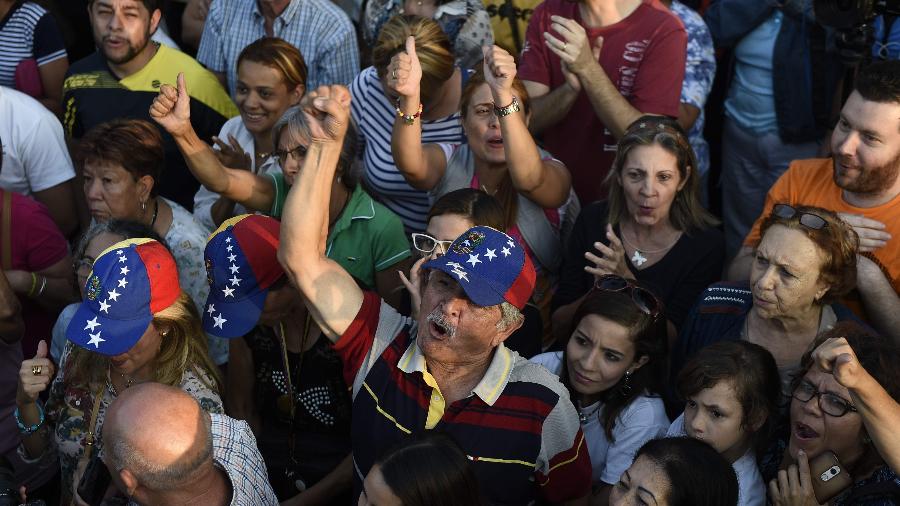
top-left (0, 457), bottom-right (45, 506)
top-left (814, 0), bottom-right (900, 29)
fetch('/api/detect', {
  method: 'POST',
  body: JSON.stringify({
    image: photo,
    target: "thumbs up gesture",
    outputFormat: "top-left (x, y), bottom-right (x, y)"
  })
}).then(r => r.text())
top-left (18, 340), bottom-right (54, 406)
top-left (386, 36), bottom-right (423, 99)
top-left (150, 72), bottom-right (193, 138)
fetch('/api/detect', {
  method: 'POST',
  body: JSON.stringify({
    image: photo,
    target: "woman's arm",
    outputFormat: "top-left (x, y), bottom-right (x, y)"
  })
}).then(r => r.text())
top-left (389, 37), bottom-right (449, 190)
top-left (280, 455), bottom-right (353, 506)
top-left (225, 339), bottom-right (260, 434)
top-left (150, 74), bottom-right (276, 213)
top-left (6, 256), bottom-right (78, 313)
top-left (484, 46), bottom-right (571, 208)
top-left (37, 57), bottom-right (68, 116)
top-left (0, 270), bottom-right (24, 344)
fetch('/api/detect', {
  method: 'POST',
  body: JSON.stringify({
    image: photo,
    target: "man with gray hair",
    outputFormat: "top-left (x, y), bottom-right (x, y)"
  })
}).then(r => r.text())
top-left (276, 85), bottom-right (592, 505)
top-left (102, 382), bottom-right (277, 506)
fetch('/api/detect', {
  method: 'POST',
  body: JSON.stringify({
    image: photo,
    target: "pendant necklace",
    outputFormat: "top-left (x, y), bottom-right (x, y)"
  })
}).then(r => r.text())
top-left (577, 400), bottom-right (602, 424)
top-left (620, 223), bottom-right (682, 267)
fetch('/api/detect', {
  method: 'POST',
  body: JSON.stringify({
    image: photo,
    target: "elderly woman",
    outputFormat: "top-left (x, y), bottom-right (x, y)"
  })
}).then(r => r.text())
top-left (553, 116), bottom-right (723, 342)
top-left (392, 43), bottom-right (577, 348)
top-left (74, 119), bottom-right (224, 366)
top-left (193, 37), bottom-right (306, 230)
top-left (351, 15), bottom-right (466, 233)
top-left (362, 0), bottom-right (493, 70)
top-left (763, 322), bottom-right (900, 505)
top-left (151, 76), bottom-right (412, 309)
top-left (16, 238), bottom-right (222, 505)
top-left (671, 205), bottom-right (861, 391)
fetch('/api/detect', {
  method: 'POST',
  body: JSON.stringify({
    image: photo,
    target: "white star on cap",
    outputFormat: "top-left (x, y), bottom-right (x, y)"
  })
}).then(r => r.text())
top-left (485, 248), bottom-right (497, 261)
top-left (116, 249), bottom-right (124, 256)
top-left (466, 254), bottom-right (482, 267)
top-left (501, 247), bottom-right (511, 257)
top-left (87, 331), bottom-right (105, 348)
top-left (207, 303), bottom-right (216, 315)
top-left (99, 299), bottom-right (111, 313)
top-left (118, 278), bottom-right (128, 288)
top-left (226, 245), bottom-right (233, 252)
top-left (213, 313), bottom-right (227, 329)
top-left (84, 316), bottom-right (101, 331)
top-left (446, 261), bottom-right (464, 270)
top-left (229, 264), bottom-right (240, 274)
top-left (225, 237), bottom-right (232, 243)
top-left (107, 288), bottom-right (120, 302)
top-left (120, 265), bottom-right (130, 276)
top-left (227, 253), bottom-right (237, 263)
top-left (118, 256), bottom-right (127, 263)
top-left (222, 286), bottom-right (235, 298)
top-left (507, 239), bottom-right (515, 248)
top-left (229, 275), bottom-right (242, 286)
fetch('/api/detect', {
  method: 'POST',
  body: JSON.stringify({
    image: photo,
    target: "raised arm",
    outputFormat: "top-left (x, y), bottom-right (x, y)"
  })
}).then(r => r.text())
top-left (277, 86), bottom-right (364, 342)
top-left (856, 256), bottom-right (900, 344)
top-left (390, 36), bottom-right (449, 191)
top-left (484, 45), bottom-right (571, 208)
top-left (150, 73), bottom-right (275, 213)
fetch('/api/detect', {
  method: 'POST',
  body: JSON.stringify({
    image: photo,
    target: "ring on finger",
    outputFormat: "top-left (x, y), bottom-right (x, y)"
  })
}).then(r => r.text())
top-left (32, 365), bottom-right (42, 376)
top-left (564, 42), bottom-right (567, 50)
top-left (392, 69), bottom-right (397, 79)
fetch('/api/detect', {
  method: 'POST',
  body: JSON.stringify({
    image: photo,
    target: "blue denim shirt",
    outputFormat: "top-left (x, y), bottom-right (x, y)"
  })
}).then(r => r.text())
top-left (705, 0), bottom-right (844, 143)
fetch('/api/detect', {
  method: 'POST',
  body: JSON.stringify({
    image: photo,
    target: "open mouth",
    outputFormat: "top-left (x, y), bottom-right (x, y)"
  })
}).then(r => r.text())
top-left (426, 310), bottom-right (455, 340)
top-left (794, 422), bottom-right (820, 440)
top-left (243, 112), bottom-right (265, 122)
top-left (486, 137), bottom-right (504, 148)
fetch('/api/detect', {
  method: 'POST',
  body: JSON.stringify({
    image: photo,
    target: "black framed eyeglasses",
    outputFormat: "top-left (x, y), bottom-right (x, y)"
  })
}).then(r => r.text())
top-left (593, 275), bottom-right (661, 318)
top-left (411, 233), bottom-right (453, 256)
top-left (792, 380), bottom-right (858, 417)
top-left (274, 144), bottom-right (308, 166)
top-left (773, 204), bottom-right (828, 230)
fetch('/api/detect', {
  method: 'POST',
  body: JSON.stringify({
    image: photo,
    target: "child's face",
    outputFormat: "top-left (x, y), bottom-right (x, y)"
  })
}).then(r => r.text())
top-left (683, 380), bottom-right (752, 463)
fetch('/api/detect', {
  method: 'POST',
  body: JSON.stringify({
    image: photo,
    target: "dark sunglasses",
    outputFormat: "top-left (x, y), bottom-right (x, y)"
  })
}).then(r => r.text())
top-left (593, 275), bottom-right (661, 318)
top-left (772, 204), bottom-right (828, 230)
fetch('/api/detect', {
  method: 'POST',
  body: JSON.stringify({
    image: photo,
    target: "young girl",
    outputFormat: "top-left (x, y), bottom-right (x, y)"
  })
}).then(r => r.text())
top-left (532, 276), bottom-right (669, 501)
top-left (667, 340), bottom-right (781, 506)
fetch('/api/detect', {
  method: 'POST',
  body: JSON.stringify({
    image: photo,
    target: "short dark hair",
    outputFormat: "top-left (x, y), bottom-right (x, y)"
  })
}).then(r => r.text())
top-left (759, 204), bottom-right (858, 303)
top-left (377, 432), bottom-right (483, 506)
top-left (561, 286), bottom-right (668, 440)
top-left (634, 437), bottom-right (739, 506)
top-left (73, 119), bottom-right (165, 197)
top-left (89, 0), bottom-right (160, 13)
top-left (427, 189), bottom-right (506, 231)
top-left (676, 340), bottom-right (781, 457)
top-left (855, 60), bottom-right (900, 104)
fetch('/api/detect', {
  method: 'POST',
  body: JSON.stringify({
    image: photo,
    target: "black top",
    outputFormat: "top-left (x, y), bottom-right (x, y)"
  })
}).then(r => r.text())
top-left (552, 200), bottom-right (725, 329)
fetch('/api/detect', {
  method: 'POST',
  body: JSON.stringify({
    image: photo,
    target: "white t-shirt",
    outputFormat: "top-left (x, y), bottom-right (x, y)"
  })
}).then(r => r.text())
top-left (667, 413), bottom-right (765, 506)
top-left (0, 85), bottom-right (74, 195)
top-left (192, 115), bottom-right (282, 231)
top-left (532, 351), bottom-right (669, 485)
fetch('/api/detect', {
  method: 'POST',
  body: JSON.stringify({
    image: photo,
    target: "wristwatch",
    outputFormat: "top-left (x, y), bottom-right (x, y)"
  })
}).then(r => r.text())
top-left (493, 97), bottom-right (521, 117)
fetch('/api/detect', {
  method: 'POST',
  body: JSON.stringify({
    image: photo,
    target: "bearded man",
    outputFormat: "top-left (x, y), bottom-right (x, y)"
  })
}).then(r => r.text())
top-left (727, 60), bottom-right (900, 343)
top-left (62, 0), bottom-right (237, 211)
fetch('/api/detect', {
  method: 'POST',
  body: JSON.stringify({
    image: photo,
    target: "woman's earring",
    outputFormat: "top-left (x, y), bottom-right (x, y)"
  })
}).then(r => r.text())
top-left (619, 370), bottom-right (633, 398)
top-left (141, 200), bottom-right (147, 212)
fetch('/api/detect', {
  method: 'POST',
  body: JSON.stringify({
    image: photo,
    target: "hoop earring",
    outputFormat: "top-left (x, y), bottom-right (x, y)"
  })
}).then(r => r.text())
top-left (619, 370), bottom-right (633, 398)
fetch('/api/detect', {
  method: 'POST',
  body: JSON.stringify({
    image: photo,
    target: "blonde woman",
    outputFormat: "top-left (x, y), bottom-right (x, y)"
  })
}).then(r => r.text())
top-left (16, 238), bottom-right (222, 505)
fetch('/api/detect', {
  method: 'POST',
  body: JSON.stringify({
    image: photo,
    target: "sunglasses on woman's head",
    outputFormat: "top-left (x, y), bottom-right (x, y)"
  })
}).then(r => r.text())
top-left (593, 275), bottom-right (661, 318)
top-left (772, 204), bottom-right (828, 230)
top-left (411, 233), bottom-right (453, 256)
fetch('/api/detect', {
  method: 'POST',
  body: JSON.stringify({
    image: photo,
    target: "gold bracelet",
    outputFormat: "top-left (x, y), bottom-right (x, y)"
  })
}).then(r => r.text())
top-left (27, 272), bottom-right (37, 297)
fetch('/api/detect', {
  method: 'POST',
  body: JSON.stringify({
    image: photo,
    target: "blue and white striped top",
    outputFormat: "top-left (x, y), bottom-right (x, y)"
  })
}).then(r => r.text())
top-left (350, 66), bottom-right (464, 233)
top-left (0, 2), bottom-right (67, 88)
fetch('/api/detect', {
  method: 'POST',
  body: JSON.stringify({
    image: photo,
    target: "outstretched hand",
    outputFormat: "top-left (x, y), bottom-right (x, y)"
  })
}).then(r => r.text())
top-left (150, 72), bottom-right (192, 137)
top-left (386, 36), bottom-right (423, 99)
top-left (301, 85), bottom-right (351, 144)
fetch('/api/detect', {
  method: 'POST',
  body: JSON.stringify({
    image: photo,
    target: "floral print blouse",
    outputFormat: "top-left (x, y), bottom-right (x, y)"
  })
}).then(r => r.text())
top-left (19, 342), bottom-right (223, 504)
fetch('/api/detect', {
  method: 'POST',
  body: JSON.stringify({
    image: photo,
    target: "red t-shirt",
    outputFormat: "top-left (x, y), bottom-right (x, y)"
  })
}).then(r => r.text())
top-left (1, 190), bottom-right (69, 358)
top-left (518, 0), bottom-right (687, 204)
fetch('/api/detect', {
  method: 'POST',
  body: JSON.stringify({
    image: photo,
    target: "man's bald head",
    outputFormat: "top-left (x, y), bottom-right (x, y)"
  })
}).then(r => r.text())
top-left (104, 383), bottom-right (213, 491)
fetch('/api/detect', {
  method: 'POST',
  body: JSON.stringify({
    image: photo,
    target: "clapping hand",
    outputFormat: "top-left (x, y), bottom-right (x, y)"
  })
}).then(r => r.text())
top-left (584, 224), bottom-right (631, 280)
top-left (150, 72), bottom-right (193, 138)
top-left (544, 16), bottom-right (602, 77)
top-left (386, 36), bottom-right (422, 99)
top-left (300, 85), bottom-right (351, 144)
top-left (211, 134), bottom-right (252, 171)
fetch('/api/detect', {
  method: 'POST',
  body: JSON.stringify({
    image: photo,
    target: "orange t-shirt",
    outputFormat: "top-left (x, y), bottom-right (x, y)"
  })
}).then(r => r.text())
top-left (744, 158), bottom-right (900, 316)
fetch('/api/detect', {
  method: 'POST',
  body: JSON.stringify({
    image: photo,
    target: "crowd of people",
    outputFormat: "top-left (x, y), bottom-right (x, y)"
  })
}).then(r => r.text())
top-left (2, 0), bottom-right (900, 505)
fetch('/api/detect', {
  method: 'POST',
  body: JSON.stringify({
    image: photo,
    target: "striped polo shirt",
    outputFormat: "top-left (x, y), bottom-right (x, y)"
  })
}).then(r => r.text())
top-left (335, 292), bottom-right (592, 504)
top-left (350, 66), bottom-right (464, 233)
top-left (0, 2), bottom-right (67, 88)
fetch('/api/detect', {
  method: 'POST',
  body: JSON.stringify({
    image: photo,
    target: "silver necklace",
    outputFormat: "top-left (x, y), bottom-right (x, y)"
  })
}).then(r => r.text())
top-left (620, 223), bottom-right (682, 267)
top-left (577, 400), bottom-right (602, 424)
